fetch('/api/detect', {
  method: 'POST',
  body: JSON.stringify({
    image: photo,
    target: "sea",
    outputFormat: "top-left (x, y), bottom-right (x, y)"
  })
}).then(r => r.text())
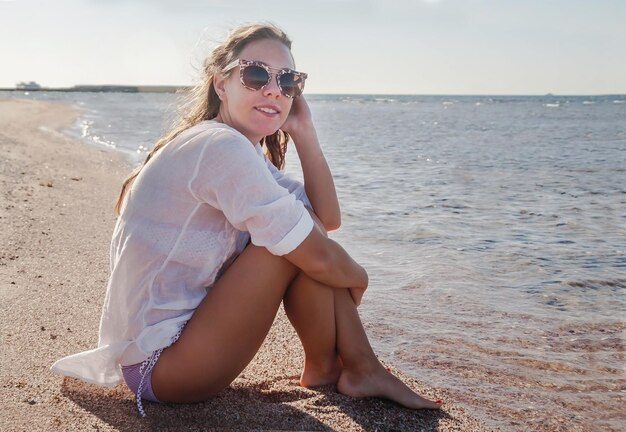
top-left (4, 90), bottom-right (625, 431)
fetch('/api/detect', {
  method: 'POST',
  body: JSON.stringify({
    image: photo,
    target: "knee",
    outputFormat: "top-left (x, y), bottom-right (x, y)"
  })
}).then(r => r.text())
top-left (232, 241), bottom-right (299, 281)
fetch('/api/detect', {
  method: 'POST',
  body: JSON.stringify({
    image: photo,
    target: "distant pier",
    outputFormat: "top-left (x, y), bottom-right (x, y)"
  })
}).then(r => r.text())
top-left (1, 85), bottom-right (188, 93)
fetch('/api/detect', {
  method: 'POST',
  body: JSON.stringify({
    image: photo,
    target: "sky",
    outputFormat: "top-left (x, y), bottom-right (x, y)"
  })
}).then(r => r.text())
top-left (1, 0), bottom-right (625, 95)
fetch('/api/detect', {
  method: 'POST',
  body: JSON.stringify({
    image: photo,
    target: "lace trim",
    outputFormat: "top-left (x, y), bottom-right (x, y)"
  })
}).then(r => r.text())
top-left (135, 325), bottom-right (185, 417)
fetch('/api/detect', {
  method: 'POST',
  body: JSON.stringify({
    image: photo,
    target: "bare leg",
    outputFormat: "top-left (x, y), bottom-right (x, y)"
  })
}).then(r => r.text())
top-left (333, 288), bottom-right (441, 409)
top-left (283, 210), bottom-right (341, 387)
top-left (283, 271), bottom-right (342, 387)
top-left (284, 279), bottom-right (440, 409)
top-left (150, 243), bottom-right (299, 403)
top-left (284, 212), bottom-right (441, 409)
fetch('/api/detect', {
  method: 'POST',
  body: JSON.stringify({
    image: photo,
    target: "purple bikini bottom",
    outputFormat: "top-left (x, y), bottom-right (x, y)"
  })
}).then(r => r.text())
top-left (122, 325), bottom-right (186, 416)
top-left (122, 362), bottom-right (160, 404)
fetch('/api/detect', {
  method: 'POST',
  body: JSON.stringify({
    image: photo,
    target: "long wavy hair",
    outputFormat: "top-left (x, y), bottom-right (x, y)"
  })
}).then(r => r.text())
top-left (114, 23), bottom-right (293, 215)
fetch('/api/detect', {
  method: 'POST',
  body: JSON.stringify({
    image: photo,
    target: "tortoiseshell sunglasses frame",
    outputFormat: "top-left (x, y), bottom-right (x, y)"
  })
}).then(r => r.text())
top-left (222, 58), bottom-right (307, 98)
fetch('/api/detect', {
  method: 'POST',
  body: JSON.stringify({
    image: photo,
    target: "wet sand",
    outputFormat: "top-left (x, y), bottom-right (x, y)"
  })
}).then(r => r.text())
top-left (0, 98), bottom-right (494, 431)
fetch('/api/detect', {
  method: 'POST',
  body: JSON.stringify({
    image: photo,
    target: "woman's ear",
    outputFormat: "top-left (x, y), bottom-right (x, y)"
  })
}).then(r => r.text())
top-left (213, 74), bottom-right (227, 100)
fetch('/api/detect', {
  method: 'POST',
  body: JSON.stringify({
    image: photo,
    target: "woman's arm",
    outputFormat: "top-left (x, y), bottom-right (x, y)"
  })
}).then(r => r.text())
top-left (285, 226), bottom-right (368, 305)
top-left (281, 97), bottom-right (366, 304)
top-left (301, 206), bottom-right (367, 306)
top-left (281, 96), bottom-right (341, 231)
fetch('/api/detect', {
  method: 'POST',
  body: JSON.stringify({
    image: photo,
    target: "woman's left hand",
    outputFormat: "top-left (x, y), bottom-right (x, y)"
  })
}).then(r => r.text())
top-left (280, 95), bottom-right (314, 138)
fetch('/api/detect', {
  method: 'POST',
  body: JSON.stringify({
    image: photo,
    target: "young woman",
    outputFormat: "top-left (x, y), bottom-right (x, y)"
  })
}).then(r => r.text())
top-left (52, 22), bottom-right (441, 416)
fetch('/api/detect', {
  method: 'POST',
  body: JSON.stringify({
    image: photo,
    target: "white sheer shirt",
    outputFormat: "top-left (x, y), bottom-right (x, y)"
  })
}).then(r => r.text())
top-left (51, 120), bottom-right (314, 386)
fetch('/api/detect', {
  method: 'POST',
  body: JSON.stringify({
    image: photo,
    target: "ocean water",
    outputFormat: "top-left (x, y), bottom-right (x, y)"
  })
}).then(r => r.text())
top-left (5, 91), bottom-right (625, 431)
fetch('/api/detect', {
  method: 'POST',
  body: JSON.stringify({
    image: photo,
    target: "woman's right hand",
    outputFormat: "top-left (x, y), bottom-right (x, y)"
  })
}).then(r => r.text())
top-left (280, 95), bottom-right (314, 139)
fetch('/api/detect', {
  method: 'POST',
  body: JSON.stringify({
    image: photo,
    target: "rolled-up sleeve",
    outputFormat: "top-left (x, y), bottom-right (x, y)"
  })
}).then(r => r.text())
top-left (189, 129), bottom-right (314, 256)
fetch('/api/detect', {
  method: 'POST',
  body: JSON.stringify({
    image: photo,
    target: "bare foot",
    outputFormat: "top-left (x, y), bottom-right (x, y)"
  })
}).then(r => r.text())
top-left (300, 356), bottom-right (342, 388)
top-left (337, 366), bottom-right (442, 409)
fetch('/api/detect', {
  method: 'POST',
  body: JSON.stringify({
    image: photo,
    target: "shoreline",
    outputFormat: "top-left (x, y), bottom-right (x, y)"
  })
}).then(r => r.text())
top-left (0, 98), bottom-right (493, 431)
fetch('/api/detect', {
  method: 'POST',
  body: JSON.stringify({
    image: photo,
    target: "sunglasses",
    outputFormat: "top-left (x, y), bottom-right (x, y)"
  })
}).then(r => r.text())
top-left (222, 59), bottom-right (307, 98)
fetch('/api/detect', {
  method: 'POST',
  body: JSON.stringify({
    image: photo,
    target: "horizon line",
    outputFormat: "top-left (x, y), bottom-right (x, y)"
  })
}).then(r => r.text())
top-left (1, 85), bottom-right (625, 98)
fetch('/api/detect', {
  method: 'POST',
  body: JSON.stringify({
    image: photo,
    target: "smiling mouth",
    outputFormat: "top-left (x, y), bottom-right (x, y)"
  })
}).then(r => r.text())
top-left (255, 107), bottom-right (279, 114)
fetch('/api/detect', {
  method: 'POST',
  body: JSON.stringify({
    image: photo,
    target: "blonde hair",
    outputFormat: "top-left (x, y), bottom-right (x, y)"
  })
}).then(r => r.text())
top-left (114, 22), bottom-right (294, 215)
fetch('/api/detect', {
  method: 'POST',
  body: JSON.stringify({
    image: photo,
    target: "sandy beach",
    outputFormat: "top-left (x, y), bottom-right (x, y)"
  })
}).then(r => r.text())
top-left (0, 98), bottom-right (494, 431)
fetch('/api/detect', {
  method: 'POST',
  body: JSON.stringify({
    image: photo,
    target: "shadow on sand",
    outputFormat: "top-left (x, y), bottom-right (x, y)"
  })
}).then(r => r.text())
top-left (62, 377), bottom-right (447, 431)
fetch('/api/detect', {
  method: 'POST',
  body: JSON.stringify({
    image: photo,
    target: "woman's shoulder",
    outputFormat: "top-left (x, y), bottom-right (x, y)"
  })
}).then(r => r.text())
top-left (186, 120), bottom-right (249, 146)
top-left (178, 121), bottom-right (261, 162)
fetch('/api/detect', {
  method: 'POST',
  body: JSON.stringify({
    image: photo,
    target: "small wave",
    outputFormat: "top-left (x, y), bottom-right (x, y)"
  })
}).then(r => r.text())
top-left (337, 96), bottom-right (401, 104)
top-left (80, 119), bottom-right (116, 149)
top-left (373, 98), bottom-right (397, 103)
top-left (340, 98), bottom-right (365, 104)
top-left (543, 103), bottom-right (560, 108)
top-left (566, 279), bottom-right (626, 289)
top-left (613, 100), bottom-right (625, 104)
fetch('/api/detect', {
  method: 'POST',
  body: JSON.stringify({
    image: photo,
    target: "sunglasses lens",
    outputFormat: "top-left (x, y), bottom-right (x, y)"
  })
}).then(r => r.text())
top-left (241, 65), bottom-right (270, 90)
top-left (279, 72), bottom-right (305, 97)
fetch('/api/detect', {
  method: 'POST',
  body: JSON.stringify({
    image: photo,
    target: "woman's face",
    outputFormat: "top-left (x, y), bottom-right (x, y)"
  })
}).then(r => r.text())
top-left (215, 38), bottom-right (295, 144)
